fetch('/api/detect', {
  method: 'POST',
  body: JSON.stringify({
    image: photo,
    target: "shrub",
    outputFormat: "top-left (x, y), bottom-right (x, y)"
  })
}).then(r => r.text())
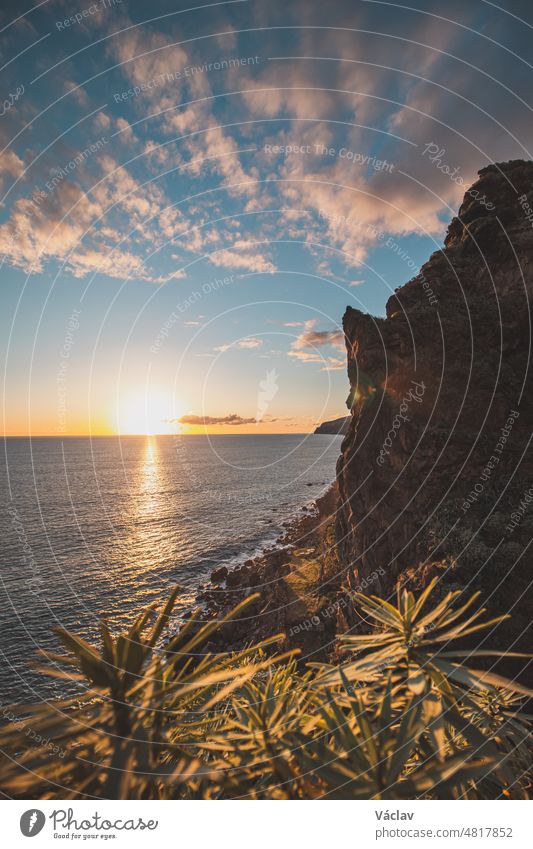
top-left (0, 579), bottom-right (531, 799)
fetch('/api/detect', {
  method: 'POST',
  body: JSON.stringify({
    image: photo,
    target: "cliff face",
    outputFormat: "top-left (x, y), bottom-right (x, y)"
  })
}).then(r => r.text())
top-left (314, 416), bottom-right (350, 435)
top-left (336, 161), bottom-right (533, 649)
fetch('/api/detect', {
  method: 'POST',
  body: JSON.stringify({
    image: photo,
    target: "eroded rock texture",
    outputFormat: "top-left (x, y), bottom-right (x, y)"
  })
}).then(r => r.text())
top-left (336, 161), bottom-right (533, 653)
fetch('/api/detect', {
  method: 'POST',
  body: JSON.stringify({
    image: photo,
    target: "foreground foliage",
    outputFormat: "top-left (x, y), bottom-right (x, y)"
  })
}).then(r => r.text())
top-left (0, 579), bottom-right (531, 799)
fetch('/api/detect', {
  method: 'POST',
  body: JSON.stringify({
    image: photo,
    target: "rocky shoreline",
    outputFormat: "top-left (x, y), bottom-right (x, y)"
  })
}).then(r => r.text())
top-left (193, 484), bottom-right (353, 661)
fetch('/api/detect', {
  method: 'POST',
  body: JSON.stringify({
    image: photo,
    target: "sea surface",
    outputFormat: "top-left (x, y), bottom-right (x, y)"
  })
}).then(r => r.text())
top-left (0, 434), bottom-right (340, 703)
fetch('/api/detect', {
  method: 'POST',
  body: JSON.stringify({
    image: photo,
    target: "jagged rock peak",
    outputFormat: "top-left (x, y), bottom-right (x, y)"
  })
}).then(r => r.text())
top-left (444, 159), bottom-right (533, 249)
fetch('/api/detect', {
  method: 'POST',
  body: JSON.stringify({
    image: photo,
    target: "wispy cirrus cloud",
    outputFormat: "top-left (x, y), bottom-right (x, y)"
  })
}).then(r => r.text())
top-left (288, 350), bottom-right (346, 370)
top-left (215, 337), bottom-right (263, 352)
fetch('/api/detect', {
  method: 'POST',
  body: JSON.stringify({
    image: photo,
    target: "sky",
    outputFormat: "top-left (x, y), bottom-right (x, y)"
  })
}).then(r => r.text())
top-left (1, 0), bottom-right (532, 435)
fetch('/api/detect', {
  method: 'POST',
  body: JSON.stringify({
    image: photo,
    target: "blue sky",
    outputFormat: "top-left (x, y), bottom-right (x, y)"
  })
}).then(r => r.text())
top-left (1, 0), bottom-right (532, 434)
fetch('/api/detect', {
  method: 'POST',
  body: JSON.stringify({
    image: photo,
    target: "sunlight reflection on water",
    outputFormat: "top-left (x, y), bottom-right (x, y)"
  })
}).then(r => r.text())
top-left (0, 434), bottom-right (340, 701)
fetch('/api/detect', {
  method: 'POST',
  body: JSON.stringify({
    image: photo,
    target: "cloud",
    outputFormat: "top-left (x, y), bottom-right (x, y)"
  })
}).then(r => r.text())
top-left (0, 149), bottom-right (24, 194)
top-left (110, 17), bottom-right (259, 201)
top-left (238, 337), bottom-right (263, 349)
top-left (230, 2), bottom-right (533, 269)
top-left (178, 413), bottom-right (259, 426)
top-left (182, 124), bottom-right (256, 196)
top-left (177, 412), bottom-right (292, 425)
top-left (0, 152), bottom-right (179, 280)
top-left (215, 337), bottom-right (263, 352)
top-left (288, 348), bottom-right (327, 362)
top-left (0, 182), bottom-right (100, 273)
top-left (93, 111), bottom-right (112, 131)
top-left (287, 319), bottom-right (346, 370)
top-left (114, 117), bottom-right (135, 143)
top-left (321, 356), bottom-right (346, 371)
top-left (288, 350), bottom-right (346, 371)
top-left (1, 0), bottom-right (531, 290)
top-left (288, 350), bottom-right (322, 363)
top-left (292, 320), bottom-right (345, 351)
top-left (110, 27), bottom-right (190, 97)
top-left (211, 247), bottom-right (275, 273)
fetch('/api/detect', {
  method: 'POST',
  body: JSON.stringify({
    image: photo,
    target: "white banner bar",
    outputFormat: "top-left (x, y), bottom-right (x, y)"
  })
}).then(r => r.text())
top-left (3, 799), bottom-right (531, 848)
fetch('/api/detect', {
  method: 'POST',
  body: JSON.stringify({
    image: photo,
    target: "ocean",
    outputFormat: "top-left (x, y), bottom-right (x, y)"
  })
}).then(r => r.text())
top-left (0, 434), bottom-right (340, 703)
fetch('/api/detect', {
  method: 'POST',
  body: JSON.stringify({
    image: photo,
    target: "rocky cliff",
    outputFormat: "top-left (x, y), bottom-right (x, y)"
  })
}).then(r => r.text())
top-left (314, 416), bottom-right (350, 435)
top-left (201, 161), bottom-right (533, 666)
top-left (336, 161), bottom-right (533, 657)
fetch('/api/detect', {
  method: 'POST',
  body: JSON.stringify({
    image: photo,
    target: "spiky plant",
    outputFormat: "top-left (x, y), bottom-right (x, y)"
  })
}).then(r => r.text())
top-left (0, 590), bottom-right (287, 799)
top-left (312, 579), bottom-right (533, 798)
top-left (0, 578), bottom-right (531, 800)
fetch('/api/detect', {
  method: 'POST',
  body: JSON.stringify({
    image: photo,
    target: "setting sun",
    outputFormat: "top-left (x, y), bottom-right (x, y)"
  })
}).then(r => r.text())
top-left (115, 390), bottom-right (180, 435)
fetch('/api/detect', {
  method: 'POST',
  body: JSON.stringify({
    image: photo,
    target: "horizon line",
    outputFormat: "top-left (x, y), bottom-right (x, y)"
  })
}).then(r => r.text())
top-left (1, 431), bottom-right (321, 438)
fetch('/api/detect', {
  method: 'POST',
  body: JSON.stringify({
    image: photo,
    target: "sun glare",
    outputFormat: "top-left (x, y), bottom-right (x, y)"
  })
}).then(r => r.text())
top-left (116, 390), bottom-right (179, 435)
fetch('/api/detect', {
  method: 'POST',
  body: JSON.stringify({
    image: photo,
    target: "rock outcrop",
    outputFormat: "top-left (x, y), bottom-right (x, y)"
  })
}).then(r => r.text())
top-left (314, 416), bottom-right (350, 435)
top-left (336, 161), bottom-right (533, 659)
top-left (196, 485), bottom-right (343, 661)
